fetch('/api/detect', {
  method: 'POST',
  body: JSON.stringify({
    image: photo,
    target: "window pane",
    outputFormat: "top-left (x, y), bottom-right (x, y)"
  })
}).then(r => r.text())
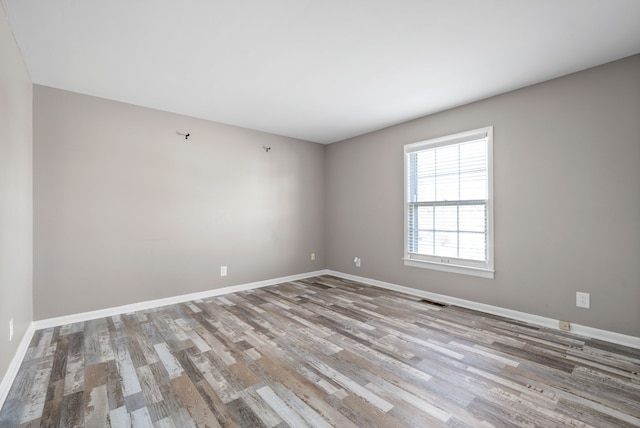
top-left (417, 230), bottom-right (434, 255)
top-left (459, 205), bottom-right (486, 232)
top-left (417, 206), bottom-right (433, 255)
top-left (435, 145), bottom-right (459, 175)
top-left (459, 232), bottom-right (486, 261)
top-left (416, 149), bottom-right (435, 171)
top-left (416, 175), bottom-right (435, 201)
top-left (434, 231), bottom-right (457, 257)
top-left (434, 205), bottom-right (457, 231)
top-left (409, 205), bottom-right (434, 254)
top-left (459, 140), bottom-right (486, 169)
top-left (436, 173), bottom-right (458, 201)
top-left (417, 205), bottom-right (433, 227)
top-left (459, 171), bottom-right (486, 200)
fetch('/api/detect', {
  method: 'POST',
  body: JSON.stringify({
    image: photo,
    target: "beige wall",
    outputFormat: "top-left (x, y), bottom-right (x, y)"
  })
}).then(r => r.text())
top-left (0, 7), bottom-right (33, 380)
top-left (326, 55), bottom-right (640, 337)
top-left (33, 86), bottom-right (325, 319)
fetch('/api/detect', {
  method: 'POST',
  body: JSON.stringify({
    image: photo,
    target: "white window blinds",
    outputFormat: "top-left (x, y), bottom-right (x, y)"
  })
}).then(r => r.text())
top-left (404, 127), bottom-right (494, 278)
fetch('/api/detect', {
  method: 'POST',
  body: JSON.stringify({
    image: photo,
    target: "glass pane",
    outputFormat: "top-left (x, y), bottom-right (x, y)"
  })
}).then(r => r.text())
top-left (459, 232), bottom-right (486, 261)
top-left (459, 171), bottom-right (487, 200)
top-left (417, 206), bottom-right (434, 228)
top-left (459, 140), bottom-right (487, 171)
top-left (416, 175), bottom-right (435, 201)
top-left (459, 205), bottom-right (486, 232)
top-left (435, 145), bottom-right (459, 175)
top-left (434, 206), bottom-right (457, 231)
top-left (434, 231), bottom-right (457, 258)
top-left (409, 205), bottom-right (434, 254)
top-left (417, 230), bottom-right (434, 255)
top-left (416, 149), bottom-right (435, 172)
top-left (436, 174), bottom-right (458, 201)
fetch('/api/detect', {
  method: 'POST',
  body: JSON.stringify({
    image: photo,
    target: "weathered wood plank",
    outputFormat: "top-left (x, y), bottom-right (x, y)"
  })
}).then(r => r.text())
top-left (171, 374), bottom-right (221, 427)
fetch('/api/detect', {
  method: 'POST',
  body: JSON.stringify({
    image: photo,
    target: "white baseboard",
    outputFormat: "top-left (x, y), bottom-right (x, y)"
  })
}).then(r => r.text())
top-left (327, 270), bottom-right (640, 349)
top-left (0, 322), bottom-right (36, 411)
top-left (33, 270), bottom-right (329, 330)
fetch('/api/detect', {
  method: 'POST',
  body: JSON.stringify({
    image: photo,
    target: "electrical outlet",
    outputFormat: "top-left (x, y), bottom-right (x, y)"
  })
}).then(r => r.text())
top-left (354, 257), bottom-right (361, 267)
top-left (559, 320), bottom-right (570, 331)
top-left (220, 266), bottom-right (227, 277)
top-left (9, 318), bottom-right (14, 341)
top-left (311, 252), bottom-right (316, 261)
top-left (576, 292), bottom-right (590, 309)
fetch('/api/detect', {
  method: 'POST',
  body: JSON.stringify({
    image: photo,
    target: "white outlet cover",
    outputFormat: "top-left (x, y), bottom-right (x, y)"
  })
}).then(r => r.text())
top-left (220, 266), bottom-right (227, 276)
top-left (576, 292), bottom-right (590, 309)
top-left (9, 318), bottom-right (14, 341)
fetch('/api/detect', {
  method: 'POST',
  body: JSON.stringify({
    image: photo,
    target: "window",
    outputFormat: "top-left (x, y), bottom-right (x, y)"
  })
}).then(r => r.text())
top-left (404, 126), bottom-right (494, 278)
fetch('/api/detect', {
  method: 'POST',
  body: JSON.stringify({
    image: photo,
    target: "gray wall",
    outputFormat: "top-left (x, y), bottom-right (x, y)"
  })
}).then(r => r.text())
top-left (0, 7), bottom-right (33, 380)
top-left (33, 86), bottom-right (325, 319)
top-left (326, 55), bottom-right (640, 337)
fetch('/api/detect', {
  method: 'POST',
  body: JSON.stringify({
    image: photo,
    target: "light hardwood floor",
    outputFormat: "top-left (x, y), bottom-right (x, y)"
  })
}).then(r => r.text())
top-left (1, 275), bottom-right (639, 427)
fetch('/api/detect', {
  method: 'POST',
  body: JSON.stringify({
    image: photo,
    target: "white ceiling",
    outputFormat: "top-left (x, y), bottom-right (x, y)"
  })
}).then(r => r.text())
top-left (2, 1), bottom-right (640, 144)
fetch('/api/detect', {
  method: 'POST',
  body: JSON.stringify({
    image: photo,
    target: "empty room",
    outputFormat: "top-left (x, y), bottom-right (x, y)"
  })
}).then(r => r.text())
top-left (1, 0), bottom-right (639, 427)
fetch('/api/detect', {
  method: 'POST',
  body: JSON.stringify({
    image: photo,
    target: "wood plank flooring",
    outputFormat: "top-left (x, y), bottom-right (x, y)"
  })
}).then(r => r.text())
top-left (1, 275), bottom-right (639, 427)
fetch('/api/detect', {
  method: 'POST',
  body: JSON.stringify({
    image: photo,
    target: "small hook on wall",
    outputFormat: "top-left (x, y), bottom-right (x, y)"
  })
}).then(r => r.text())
top-left (177, 131), bottom-right (190, 140)
top-left (263, 146), bottom-right (271, 153)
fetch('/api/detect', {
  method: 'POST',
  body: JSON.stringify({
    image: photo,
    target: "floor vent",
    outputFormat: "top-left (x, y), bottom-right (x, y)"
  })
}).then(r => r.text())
top-left (419, 298), bottom-right (449, 308)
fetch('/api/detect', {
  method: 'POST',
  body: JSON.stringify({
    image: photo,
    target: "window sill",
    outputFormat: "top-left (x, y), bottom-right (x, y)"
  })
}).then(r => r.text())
top-left (403, 258), bottom-right (494, 279)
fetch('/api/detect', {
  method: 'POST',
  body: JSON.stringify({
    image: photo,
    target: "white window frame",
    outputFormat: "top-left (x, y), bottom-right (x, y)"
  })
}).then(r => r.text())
top-left (403, 126), bottom-right (494, 279)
